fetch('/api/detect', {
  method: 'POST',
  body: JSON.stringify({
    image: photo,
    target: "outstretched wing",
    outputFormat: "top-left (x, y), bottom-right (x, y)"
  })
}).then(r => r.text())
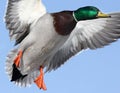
top-left (47, 13), bottom-right (120, 72)
top-left (5, 0), bottom-right (46, 44)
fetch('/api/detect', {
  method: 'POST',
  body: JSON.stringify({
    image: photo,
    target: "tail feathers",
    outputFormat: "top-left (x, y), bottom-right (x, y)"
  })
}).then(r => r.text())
top-left (6, 48), bottom-right (18, 79)
top-left (14, 70), bottom-right (40, 87)
top-left (11, 64), bottom-right (27, 81)
top-left (6, 48), bottom-right (40, 87)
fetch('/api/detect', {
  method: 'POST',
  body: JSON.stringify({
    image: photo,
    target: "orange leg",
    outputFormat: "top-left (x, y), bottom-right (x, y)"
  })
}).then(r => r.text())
top-left (14, 50), bottom-right (23, 68)
top-left (34, 66), bottom-right (47, 90)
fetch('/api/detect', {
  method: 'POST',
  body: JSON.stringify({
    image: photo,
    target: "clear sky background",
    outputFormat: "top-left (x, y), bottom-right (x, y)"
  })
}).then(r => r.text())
top-left (0, 0), bottom-right (120, 93)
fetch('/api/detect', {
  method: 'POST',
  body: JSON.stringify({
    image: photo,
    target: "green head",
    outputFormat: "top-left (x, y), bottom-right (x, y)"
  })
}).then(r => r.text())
top-left (73, 6), bottom-right (110, 21)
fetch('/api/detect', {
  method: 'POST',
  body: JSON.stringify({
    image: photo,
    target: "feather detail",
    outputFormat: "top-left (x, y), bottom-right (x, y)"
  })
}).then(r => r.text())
top-left (5, 0), bottom-right (46, 44)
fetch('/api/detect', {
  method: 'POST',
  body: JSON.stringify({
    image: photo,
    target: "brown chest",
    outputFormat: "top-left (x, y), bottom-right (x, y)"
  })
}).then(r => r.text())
top-left (51, 11), bottom-right (77, 36)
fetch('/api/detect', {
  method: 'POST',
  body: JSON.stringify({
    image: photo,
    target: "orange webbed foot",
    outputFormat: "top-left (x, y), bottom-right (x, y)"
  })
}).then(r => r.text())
top-left (14, 50), bottom-right (23, 67)
top-left (34, 66), bottom-right (47, 90)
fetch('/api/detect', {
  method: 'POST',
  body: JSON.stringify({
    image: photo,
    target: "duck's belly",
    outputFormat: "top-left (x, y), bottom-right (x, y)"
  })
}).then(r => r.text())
top-left (19, 14), bottom-right (69, 74)
top-left (21, 32), bottom-right (67, 74)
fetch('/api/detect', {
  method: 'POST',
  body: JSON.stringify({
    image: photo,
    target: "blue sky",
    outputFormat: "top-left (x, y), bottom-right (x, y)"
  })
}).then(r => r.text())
top-left (0, 0), bottom-right (120, 93)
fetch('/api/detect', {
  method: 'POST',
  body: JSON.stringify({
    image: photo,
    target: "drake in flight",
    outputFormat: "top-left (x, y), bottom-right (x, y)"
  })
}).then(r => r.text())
top-left (5, 0), bottom-right (120, 90)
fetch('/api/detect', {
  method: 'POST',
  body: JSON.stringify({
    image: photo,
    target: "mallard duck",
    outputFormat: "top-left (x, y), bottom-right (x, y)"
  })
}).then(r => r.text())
top-left (5, 0), bottom-right (120, 90)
